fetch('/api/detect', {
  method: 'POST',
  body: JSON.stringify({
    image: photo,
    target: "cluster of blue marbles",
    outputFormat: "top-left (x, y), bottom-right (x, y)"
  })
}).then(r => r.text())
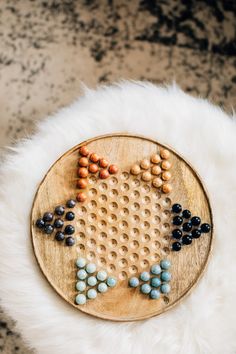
top-left (75, 257), bottom-right (117, 305)
top-left (35, 199), bottom-right (77, 247)
top-left (129, 259), bottom-right (171, 300)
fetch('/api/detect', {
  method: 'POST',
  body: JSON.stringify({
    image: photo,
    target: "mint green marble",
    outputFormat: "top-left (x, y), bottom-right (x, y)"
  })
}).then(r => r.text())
top-left (86, 263), bottom-right (96, 274)
top-left (140, 284), bottom-right (151, 294)
top-left (87, 276), bottom-right (97, 287)
top-left (160, 259), bottom-right (171, 270)
top-left (129, 277), bottom-right (139, 288)
top-left (76, 281), bottom-right (86, 292)
top-left (107, 277), bottom-right (117, 287)
top-left (75, 294), bottom-right (86, 305)
top-left (77, 269), bottom-right (87, 280)
top-left (151, 277), bottom-right (161, 288)
top-left (150, 289), bottom-right (161, 299)
top-left (161, 271), bottom-right (171, 282)
top-left (76, 257), bottom-right (86, 268)
top-left (140, 271), bottom-right (150, 282)
top-left (160, 283), bottom-right (171, 294)
top-left (150, 264), bottom-right (161, 275)
top-left (97, 270), bottom-right (107, 281)
top-left (97, 282), bottom-right (108, 293)
top-left (87, 289), bottom-right (97, 299)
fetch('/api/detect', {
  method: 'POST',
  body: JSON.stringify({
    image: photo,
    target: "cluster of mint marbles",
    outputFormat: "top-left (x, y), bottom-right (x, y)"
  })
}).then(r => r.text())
top-left (75, 258), bottom-right (117, 305)
top-left (129, 259), bottom-right (171, 299)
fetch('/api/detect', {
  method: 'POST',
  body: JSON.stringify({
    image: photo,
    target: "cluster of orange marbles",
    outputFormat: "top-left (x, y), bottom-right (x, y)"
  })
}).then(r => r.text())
top-left (76, 145), bottom-right (118, 202)
top-left (130, 148), bottom-right (172, 193)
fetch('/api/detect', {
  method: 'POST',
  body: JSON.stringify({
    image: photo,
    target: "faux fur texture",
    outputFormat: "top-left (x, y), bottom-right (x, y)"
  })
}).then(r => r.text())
top-left (0, 81), bottom-right (236, 354)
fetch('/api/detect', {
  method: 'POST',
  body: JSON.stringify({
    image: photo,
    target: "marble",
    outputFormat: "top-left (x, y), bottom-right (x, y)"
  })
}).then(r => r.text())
top-left (160, 259), bottom-right (171, 270)
top-left (75, 294), bottom-right (86, 305)
top-left (129, 277), bottom-right (139, 288)
top-left (0, 1), bottom-right (235, 352)
top-left (140, 284), bottom-right (151, 294)
top-left (160, 283), bottom-right (171, 294)
top-left (160, 271), bottom-right (172, 282)
top-left (97, 283), bottom-right (108, 293)
top-left (106, 277), bottom-right (117, 288)
top-left (150, 277), bottom-right (161, 288)
top-left (76, 281), bottom-right (86, 292)
top-left (150, 264), bottom-right (161, 275)
top-left (96, 270), bottom-right (107, 282)
top-left (140, 271), bottom-right (150, 282)
top-left (86, 289), bottom-right (97, 300)
top-left (85, 263), bottom-right (96, 274)
top-left (150, 289), bottom-right (161, 300)
top-left (77, 269), bottom-right (87, 280)
top-left (87, 276), bottom-right (97, 287)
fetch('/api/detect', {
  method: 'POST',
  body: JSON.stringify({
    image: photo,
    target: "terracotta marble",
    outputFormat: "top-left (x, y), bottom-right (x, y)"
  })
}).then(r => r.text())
top-left (0, 1), bottom-right (235, 352)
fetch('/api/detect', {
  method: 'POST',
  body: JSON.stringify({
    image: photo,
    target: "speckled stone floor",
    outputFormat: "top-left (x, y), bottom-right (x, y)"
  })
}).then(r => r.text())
top-left (0, 1), bottom-right (235, 353)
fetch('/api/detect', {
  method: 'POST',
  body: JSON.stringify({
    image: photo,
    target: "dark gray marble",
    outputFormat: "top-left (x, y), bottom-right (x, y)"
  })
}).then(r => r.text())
top-left (0, 1), bottom-right (235, 352)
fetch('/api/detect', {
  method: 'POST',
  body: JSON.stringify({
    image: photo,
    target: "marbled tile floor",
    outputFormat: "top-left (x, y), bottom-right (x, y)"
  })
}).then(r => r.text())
top-left (0, 1), bottom-right (235, 352)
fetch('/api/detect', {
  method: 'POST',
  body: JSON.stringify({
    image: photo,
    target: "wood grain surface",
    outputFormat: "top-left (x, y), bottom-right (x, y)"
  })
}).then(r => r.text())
top-left (31, 134), bottom-right (213, 321)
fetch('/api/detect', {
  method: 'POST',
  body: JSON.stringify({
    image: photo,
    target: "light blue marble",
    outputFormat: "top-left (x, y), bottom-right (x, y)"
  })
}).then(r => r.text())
top-left (87, 289), bottom-right (97, 299)
top-left (76, 281), bottom-right (86, 292)
top-left (140, 283), bottom-right (151, 294)
top-left (87, 276), bottom-right (97, 287)
top-left (76, 257), bottom-right (86, 269)
top-left (160, 259), bottom-right (171, 270)
top-left (140, 271), bottom-right (150, 282)
top-left (161, 271), bottom-right (171, 282)
top-left (151, 277), bottom-right (161, 288)
top-left (160, 283), bottom-right (171, 294)
top-left (96, 270), bottom-right (107, 281)
top-left (129, 277), bottom-right (139, 288)
top-left (77, 269), bottom-right (87, 280)
top-left (75, 294), bottom-right (86, 305)
top-left (150, 289), bottom-right (161, 299)
top-left (150, 264), bottom-right (162, 275)
top-left (86, 263), bottom-right (97, 274)
top-left (97, 282), bottom-right (108, 293)
top-left (107, 277), bottom-right (117, 287)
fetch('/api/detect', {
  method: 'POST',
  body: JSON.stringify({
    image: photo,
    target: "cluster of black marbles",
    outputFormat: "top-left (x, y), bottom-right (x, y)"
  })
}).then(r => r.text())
top-left (171, 203), bottom-right (211, 252)
top-left (35, 199), bottom-right (77, 246)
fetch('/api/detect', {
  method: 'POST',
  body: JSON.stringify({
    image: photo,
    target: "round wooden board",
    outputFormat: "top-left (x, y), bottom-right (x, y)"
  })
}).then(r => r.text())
top-left (31, 134), bottom-right (213, 321)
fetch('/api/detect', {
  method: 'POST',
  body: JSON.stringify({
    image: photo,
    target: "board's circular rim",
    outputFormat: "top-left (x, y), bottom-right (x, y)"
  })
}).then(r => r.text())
top-left (30, 132), bottom-right (214, 322)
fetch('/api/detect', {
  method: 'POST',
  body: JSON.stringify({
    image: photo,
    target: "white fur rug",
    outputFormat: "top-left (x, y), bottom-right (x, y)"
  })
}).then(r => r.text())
top-left (0, 81), bottom-right (236, 354)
